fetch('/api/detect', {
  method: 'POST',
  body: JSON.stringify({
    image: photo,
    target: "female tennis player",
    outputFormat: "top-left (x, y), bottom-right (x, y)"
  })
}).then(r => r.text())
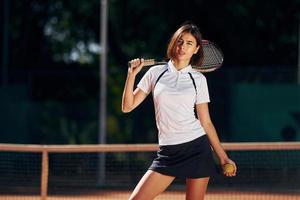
top-left (122, 23), bottom-right (237, 200)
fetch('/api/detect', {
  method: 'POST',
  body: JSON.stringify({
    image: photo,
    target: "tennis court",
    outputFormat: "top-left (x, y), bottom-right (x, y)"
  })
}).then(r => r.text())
top-left (1, 191), bottom-right (299, 200)
top-left (0, 142), bottom-right (299, 200)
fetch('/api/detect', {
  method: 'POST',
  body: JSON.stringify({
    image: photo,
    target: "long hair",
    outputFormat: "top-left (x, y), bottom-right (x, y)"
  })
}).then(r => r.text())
top-left (167, 23), bottom-right (204, 66)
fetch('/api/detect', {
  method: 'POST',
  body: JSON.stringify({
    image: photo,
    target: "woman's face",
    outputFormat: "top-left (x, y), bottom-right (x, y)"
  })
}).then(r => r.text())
top-left (175, 32), bottom-right (199, 63)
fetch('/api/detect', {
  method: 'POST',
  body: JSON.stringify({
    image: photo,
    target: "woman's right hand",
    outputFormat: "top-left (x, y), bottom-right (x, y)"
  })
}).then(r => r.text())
top-left (128, 58), bottom-right (144, 76)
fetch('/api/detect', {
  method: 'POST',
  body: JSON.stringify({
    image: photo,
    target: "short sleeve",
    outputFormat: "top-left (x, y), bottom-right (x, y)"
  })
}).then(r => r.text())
top-left (137, 69), bottom-right (153, 94)
top-left (196, 75), bottom-right (210, 104)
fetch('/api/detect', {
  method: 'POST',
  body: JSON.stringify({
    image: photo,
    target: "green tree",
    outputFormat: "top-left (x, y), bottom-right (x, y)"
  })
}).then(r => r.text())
top-left (3, 0), bottom-right (300, 144)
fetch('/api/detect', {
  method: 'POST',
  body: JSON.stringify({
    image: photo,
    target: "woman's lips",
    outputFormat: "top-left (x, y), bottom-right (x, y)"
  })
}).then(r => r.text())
top-left (177, 51), bottom-right (185, 56)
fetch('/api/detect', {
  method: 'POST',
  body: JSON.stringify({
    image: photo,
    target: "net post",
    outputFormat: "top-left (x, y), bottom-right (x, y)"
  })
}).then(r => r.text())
top-left (41, 150), bottom-right (49, 200)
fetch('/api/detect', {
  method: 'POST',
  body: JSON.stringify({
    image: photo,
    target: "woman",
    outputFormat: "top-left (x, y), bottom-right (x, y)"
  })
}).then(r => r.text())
top-left (122, 23), bottom-right (237, 200)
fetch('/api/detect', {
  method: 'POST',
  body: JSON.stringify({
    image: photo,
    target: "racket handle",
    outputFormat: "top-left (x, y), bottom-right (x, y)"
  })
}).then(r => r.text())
top-left (143, 59), bottom-right (156, 66)
top-left (128, 59), bottom-right (165, 68)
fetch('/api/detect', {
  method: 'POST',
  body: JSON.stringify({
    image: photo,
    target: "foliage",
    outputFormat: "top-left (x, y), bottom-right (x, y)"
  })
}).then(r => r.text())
top-left (2, 0), bottom-right (300, 144)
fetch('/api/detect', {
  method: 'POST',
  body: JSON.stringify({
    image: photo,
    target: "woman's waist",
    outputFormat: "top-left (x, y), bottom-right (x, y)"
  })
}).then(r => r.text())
top-left (158, 131), bottom-right (206, 146)
top-left (156, 118), bottom-right (202, 131)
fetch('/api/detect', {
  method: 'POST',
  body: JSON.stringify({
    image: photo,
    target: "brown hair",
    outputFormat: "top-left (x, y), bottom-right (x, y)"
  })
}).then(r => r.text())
top-left (167, 23), bottom-right (204, 66)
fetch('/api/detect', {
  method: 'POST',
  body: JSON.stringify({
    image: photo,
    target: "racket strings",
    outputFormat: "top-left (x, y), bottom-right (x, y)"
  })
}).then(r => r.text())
top-left (202, 43), bottom-right (223, 68)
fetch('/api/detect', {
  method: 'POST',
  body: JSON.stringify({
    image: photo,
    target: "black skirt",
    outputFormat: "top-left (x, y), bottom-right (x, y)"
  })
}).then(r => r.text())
top-left (149, 135), bottom-right (219, 178)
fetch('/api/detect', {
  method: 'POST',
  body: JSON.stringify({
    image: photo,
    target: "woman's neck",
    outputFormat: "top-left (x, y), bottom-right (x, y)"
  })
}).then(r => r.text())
top-left (172, 60), bottom-right (190, 71)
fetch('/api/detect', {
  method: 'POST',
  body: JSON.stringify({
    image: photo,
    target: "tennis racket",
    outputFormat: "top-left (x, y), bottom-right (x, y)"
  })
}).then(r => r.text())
top-left (128, 40), bottom-right (224, 73)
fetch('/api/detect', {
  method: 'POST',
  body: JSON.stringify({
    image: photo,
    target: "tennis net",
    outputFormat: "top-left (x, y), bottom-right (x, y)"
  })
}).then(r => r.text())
top-left (0, 142), bottom-right (299, 200)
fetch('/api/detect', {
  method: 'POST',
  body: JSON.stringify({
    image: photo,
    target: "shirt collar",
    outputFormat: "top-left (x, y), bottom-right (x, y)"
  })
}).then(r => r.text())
top-left (167, 60), bottom-right (193, 73)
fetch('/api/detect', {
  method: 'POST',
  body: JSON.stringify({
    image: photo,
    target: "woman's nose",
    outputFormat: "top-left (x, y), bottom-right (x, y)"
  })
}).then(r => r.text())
top-left (179, 43), bottom-right (186, 50)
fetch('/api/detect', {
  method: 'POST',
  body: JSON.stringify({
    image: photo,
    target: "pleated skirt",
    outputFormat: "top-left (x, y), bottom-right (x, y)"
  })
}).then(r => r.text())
top-left (149, 134), bottom-right (219, 178)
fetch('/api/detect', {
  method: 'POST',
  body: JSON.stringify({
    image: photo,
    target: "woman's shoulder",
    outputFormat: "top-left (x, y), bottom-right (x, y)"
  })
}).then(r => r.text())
top-left (189, 70), bottom-right (207, 80)
top-left (146, 63), bottom-right (168, 75)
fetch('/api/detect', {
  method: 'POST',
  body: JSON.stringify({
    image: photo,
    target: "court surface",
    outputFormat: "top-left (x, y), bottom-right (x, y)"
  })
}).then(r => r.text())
top-left (1, 190), bottom-right (300, 200)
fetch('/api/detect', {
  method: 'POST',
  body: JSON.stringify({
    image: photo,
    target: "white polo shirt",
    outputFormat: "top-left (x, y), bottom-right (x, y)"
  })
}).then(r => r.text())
top-left (137, 60), bottom-right (210, 145)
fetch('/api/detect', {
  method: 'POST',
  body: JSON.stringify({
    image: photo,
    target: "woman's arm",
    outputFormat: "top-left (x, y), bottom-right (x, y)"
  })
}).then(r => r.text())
top-left (196, 103), bottom-right (237, 176)
top-left (122, 58), bottom-right (148, 113)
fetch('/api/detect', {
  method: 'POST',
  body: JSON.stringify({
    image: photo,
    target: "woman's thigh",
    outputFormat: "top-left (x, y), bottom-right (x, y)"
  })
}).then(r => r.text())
top-left (129, 170), bottom-right (175, 200)
top-left (186, 177), bottom-right (210, 200)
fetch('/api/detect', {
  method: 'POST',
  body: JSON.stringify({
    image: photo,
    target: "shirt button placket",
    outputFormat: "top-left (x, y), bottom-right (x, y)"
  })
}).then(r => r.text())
top-left (176, 71), bottom-right (181, 87)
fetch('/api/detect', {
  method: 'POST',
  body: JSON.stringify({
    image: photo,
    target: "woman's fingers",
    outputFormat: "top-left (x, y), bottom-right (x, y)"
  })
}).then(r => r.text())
top-left (128, 58), bottom-right (144, 75)
top-left (222, 159), bottom-right (237, 177)
top-left (129, 58), bottom-right (144, 69)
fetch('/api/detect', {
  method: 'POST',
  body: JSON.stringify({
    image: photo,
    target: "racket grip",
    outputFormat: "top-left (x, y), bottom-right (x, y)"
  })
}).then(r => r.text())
top-left (128, 59), bottom-right (156, 68)
top-left (143, 59), bottom-right (156, 66)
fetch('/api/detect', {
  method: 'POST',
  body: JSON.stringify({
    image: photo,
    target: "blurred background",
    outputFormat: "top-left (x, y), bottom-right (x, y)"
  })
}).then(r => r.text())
top-left (0, 0), bottom-right (299, 145)
top-left (0, 1), bottom-right (300, 199)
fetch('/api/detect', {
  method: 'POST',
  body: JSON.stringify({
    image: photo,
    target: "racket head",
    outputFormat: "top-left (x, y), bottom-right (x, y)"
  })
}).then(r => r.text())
top-left (192, 40), bottom-right (224, 73)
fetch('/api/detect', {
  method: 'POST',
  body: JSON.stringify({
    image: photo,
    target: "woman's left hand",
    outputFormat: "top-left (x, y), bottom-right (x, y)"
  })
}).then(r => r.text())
top-left (221, 158), bottom-right (237, 177)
